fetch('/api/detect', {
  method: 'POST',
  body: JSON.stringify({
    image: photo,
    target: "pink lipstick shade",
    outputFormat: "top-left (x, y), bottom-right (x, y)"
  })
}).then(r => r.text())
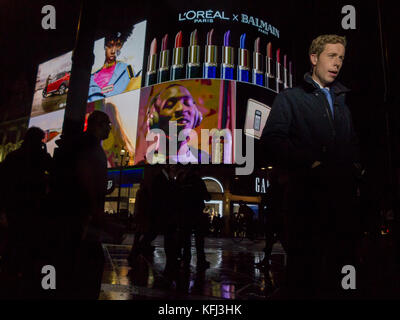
top-left (254, 37), bottom-right (261, 53)
top-left (146, 38), bottom-right (157, 86)
top-left (150, 38), bottom-right (157, 56)
top-left (207, 28), bottom-right (214, 46)
top-left (158, 34), bottom-right (170, 83)
top-left (161, 34), bottom-right (168, 51)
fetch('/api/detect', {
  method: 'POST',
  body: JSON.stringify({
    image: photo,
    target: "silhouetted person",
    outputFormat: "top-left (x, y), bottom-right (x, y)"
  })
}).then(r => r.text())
top-left (128, 180), bottom-right (157, 266)
top-left (51, 110), bottom-right (111, 299)
top-left (0, 127), bottom-right (53, 298)
top-left (178, 167), bottom-right (211, 271)
top-left (262, 35), bottom-right (362, 299)
top-left (238, 201), bottom-right (255, 240)
top-left (150, 165), bottom-right (181, 282)
top-left (256, 168), bottom-right (288, 270)
top-left (212, 214), bottom-right (223, 237)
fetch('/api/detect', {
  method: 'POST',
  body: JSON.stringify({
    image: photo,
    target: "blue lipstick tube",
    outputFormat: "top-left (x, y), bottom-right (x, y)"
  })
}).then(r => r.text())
top-left (221, 46), bottom-right (234, 80)
top-left (203, 45), bottom-right (218, 78)
top-left (238, 48), bottom-right (250, 82)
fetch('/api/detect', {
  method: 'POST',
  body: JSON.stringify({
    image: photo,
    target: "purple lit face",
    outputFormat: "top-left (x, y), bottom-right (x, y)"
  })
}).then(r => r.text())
top-left (157, 85), bottom-right (197, 132)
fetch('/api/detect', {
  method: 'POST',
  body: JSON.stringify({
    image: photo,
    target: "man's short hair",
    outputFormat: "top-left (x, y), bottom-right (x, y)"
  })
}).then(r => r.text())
top-left (309, 34), bottom-right (347, 57)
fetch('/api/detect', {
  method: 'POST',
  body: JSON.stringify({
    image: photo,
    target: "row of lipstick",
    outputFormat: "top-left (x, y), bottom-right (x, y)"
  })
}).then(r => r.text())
top-left (145, 29), bottom-right (293, 92)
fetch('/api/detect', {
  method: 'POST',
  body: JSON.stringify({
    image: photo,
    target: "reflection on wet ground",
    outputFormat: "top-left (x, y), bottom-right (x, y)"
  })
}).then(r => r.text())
top-left (99, 236), bottom-right (286, 300)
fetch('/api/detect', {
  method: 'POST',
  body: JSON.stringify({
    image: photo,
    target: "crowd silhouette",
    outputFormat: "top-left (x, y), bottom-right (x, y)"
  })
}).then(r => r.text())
top-left (0, 108), bottom-right (398, 300)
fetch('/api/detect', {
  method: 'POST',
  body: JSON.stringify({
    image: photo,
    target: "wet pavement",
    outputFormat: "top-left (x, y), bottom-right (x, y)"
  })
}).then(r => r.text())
top-left (99, 235), bottom-right (286, 300)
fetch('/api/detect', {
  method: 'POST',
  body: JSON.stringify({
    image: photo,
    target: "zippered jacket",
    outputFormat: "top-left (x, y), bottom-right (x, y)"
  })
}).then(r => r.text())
top-left (261, 72), bottom-right (360, 170)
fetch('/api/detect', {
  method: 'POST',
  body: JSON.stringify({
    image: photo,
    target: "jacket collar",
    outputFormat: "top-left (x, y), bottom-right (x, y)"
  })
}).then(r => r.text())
top-left (303, 72), bottom-right (350, 95)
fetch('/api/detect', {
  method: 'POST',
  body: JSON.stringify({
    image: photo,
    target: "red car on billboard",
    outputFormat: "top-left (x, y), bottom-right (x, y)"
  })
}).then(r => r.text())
top-left (42, 71), bottom-right (70, 97)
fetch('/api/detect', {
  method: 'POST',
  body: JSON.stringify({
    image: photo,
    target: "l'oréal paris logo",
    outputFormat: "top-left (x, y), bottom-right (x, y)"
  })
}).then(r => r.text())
top-left (178, 10), bottom-right (280, 38)
top-left (178, 10), bottom-right (230, 23)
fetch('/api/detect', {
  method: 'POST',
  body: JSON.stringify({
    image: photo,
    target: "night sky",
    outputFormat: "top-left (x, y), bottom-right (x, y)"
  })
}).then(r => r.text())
top-left (0, 0), bottom-right (398, 198)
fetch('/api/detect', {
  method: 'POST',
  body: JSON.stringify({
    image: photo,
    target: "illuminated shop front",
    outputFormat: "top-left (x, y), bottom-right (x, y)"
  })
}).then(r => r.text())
top-left (199, 166), bottom-right (271, 236)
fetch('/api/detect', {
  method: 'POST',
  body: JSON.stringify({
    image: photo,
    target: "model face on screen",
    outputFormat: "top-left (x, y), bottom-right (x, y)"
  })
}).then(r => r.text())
top-left (311, 43), bottom-right (345, 87)
top-left (158, 85), bottom-right (197, 131)
top-left (105, 39), bottom-right (123, 64)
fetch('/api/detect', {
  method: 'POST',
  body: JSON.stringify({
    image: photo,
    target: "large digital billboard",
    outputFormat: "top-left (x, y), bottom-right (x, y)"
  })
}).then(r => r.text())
top-left (28, 5), bottom-right (292, 171)
top-left (31, 51), bottom-right (72, 118)
top-left (88, 20), bottom-right (147, 102)
top-left (134, 79), bottom-right (235, 165)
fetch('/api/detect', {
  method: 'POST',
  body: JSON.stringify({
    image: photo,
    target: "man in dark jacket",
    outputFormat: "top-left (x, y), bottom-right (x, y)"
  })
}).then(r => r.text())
top-left (150, 165), bottom-right (181, 280)
top-left (0, 127), bottom-right (53, 298)
top-left (178, 166), bottom-right (211, 271)
top-left (262, 35), bottom-right (362, 299)
top-left (51, 110), bottom-right (111, 299)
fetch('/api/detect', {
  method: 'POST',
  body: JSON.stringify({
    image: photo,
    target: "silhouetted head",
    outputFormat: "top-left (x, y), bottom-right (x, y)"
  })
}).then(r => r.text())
top-left (87, 110), bottom-right (112, 141)
top-left (23, 127), bottom-right (45, 149)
